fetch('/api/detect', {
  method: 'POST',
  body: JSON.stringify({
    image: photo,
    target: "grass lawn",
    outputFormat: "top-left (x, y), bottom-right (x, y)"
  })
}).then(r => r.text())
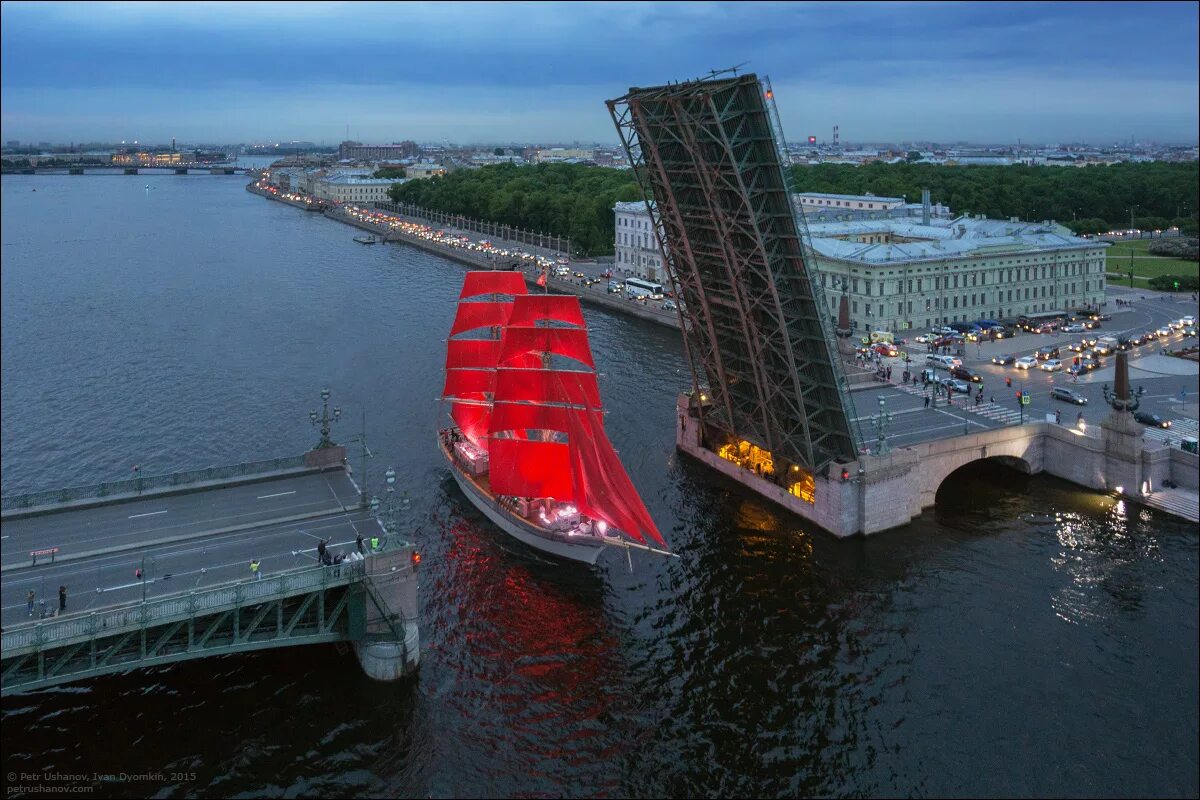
top-left (1104, 239), bottom-right (1198, 288)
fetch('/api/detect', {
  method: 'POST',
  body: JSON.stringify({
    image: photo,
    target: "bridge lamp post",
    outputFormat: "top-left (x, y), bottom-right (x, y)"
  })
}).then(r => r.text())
top-left (310, 387), bottom-right (342, 449)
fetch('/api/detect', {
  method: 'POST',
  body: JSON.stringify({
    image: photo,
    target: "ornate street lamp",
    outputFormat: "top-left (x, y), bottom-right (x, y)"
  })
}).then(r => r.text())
top-left (309, 386), bottom-right (342, 448)
top-left (873, 395), bottom-right (894, 456)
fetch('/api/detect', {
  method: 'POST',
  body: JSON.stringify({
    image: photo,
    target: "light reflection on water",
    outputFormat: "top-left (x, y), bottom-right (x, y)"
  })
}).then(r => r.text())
top-left (1, 175), bottom-right (1196, 798)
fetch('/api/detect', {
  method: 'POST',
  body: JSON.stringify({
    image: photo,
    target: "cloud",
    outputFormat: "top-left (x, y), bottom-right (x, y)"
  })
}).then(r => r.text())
top-left (2, 1), bottom-right (1196, 143)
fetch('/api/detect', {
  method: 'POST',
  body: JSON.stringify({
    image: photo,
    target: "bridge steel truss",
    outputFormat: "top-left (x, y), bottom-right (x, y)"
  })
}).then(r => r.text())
top-left (607, 73), bottom-right (858, 474)
top-left (0, 563), bottom-right (409, 696)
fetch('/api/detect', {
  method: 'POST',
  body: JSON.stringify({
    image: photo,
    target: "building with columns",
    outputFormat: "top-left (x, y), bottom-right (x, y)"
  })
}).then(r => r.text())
top-left (614, 199), bottom-right (1108, 331)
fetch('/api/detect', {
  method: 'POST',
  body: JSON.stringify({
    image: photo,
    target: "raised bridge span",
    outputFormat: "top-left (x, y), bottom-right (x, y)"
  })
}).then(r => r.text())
top-left (0, 447), bottom-right (419, 695)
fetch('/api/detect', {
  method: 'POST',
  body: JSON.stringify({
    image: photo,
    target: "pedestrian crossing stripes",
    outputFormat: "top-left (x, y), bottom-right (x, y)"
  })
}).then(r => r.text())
top-left (1144, 417), bottom-right (1198, 445)
top-left (877, 381), bottom-right (1023, 425)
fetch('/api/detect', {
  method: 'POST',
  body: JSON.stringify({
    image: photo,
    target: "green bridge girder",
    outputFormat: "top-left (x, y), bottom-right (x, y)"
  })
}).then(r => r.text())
top-left (0, 562), bottom-right (399, 696)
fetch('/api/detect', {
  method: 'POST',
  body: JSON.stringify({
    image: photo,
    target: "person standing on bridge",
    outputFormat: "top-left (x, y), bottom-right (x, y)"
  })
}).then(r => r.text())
top-left (250, 559), bottom-right (261, 580)
top-left (356, 532), bottom-right (365, 555)
top-left (317, 538), bottom-right (328, 562)
top-left (58, 585), bottom-right (67, 613)
top-left (27, 590), bottom-right (35, 617)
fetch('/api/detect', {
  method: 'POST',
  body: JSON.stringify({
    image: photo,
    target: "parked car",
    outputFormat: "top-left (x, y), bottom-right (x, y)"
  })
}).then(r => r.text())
top-left (991, 354), bottom-right (1016, 366)
top-left (1039, 359), bottom-right (1063, 372)
top-left (1133, 410), bottom-right (1171, 429)
top-left (1015, 356), bottom-right (1038, 369)
top-left (951, 366), bottom-right (983, 383)
top-left (1051, 387), bottom-right (1088, 405)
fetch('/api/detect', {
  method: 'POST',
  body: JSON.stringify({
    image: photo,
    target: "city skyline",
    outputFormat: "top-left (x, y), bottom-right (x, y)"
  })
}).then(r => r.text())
top-left (1, 1), bottom-right (1198, 146)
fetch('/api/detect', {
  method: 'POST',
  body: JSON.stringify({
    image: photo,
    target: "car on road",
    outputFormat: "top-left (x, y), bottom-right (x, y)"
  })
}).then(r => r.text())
top-left (1036, 346), bottom-right (1060, 360)
top-left (942, 378), bottom-right (971, 394)
top-left (1063, 323), bottom-right (1087, 334)
top-left (1133, 410), bottom-right (1171, 429)
top-left (1067, 341), bottom-right (1085, 352)
top-left (991, 354), bottom-right (1016, 366)
top-left (607, 281), bottom-right (624, 293)
top-left (1051, 387), bottom-right (1088, 405)
top-left (914, 333), bottom-right (935, 344)
top-left (951, 366), bottom-right (983, 383)
top-left (1181, 315), bottom-right (1196, 327)
top-left (873, 343), bottom-right (899, 358)
top-left (1185, 327), bottom-right (1197, 338)
top-left (573, 271), bottom-right (585, 278)
top-left (1143, 330), bottom-right (1159, 340)
top-left (1015, 356), bottom-right (1038, 369)
top-left (1099, 314), bottom-right (1112, 321)
top-left (1039, 359), bottom-right (1063, 372)
top-left (1157, 326), bottom-right (1172, 337)
top-left (661, 300), bottom-right (678, 311)
top-left (1127, 333), bottom-right (1147, 346)
top-left (1066, 364), bottom-right (1090, 376)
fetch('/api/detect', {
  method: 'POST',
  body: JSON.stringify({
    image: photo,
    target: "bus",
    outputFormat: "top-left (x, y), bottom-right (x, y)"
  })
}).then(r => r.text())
top-left (625, 278), bottom-right (665, 300)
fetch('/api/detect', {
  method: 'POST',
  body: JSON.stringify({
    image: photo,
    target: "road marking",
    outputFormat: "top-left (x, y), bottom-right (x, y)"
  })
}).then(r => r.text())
top-left (257, 490), bottom-right (297, 500)
top-left (128, 510), bottom-right (168, 519)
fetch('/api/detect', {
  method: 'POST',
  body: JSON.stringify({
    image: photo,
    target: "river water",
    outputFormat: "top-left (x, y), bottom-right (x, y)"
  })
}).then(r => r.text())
top-left (2, 166), bottom-right (1196, 798)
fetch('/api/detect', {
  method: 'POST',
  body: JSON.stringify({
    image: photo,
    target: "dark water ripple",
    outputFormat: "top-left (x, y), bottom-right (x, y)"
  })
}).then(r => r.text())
top-left (1, 172), bottom-right (1196, 798)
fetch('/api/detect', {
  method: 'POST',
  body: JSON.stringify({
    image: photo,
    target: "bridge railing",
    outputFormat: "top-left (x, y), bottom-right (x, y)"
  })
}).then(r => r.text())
top-left (1, 454), bottom-right (310, 512)
top-left (1, 562), bottom-right (365, 654)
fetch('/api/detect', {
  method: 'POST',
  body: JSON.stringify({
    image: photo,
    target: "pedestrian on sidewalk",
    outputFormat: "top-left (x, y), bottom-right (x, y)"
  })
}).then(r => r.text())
top-left (924, 395), bottom-right (930, 409)
top-left (1055, 409), bottom-right (1062, 425)
top-left (58, 585), bottom-right (67, 613)
top-left (27, 590), bottom-right (35, 617)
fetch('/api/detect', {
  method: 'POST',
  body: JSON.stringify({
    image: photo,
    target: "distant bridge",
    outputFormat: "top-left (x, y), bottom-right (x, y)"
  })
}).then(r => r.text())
top-left (4, 163), bottom-right (249, 176)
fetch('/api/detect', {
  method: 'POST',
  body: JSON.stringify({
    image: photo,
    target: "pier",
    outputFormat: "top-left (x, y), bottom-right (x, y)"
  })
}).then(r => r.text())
top-left (1, 446), bottom-right (419, 695)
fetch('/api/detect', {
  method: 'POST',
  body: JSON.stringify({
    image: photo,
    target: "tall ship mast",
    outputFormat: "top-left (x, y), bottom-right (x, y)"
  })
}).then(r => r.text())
top-left (438, 271), bottom-right (671, 565)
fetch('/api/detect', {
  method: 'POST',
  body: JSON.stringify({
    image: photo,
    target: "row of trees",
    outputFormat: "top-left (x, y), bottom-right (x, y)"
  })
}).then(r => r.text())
top-left (387, 163), bottom-right (641, 256)
top-left (786, 161), bottom-right (1199, 236)
top-left (381, 160), bottom-right (1199, 256)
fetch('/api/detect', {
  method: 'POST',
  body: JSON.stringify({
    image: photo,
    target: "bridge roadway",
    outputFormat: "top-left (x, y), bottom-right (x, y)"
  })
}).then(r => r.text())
top-left (0, 470), bottom-right (381, 629)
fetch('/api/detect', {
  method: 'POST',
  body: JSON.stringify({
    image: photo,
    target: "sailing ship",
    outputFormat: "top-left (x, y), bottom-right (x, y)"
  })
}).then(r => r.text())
top-left (438, 270), bottom-right (671, 565)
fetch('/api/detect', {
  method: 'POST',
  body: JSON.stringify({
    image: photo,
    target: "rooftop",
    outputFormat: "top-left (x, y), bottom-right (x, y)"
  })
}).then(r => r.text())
top-left (807, 215), bottom-right (1106, 264)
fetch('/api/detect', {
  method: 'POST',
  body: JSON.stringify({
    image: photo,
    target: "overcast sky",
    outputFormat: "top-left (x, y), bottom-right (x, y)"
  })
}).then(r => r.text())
top-left (2, 1), bottom-right (1197, 146)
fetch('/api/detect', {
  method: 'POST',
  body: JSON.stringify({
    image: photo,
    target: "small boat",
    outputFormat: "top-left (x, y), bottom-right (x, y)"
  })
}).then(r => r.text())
top-left (353, 235), bottom-right (377, 245)
top-left (439, 271), bottom-right (673, 565)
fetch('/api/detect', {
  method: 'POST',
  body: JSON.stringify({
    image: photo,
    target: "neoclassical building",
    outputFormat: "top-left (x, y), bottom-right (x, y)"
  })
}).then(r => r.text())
top-left (614, 198), bottom-right (1107, 331)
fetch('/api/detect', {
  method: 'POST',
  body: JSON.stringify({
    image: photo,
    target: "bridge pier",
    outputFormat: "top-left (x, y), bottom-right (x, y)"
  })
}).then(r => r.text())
top-left (124, 167), bottom-right (139, 175)
top-left (175, 167), bottom-right (188, 175)
top-left (354, 544), bottom-right (420, 680)
top-left (69, 167), bottom-right (84, 175)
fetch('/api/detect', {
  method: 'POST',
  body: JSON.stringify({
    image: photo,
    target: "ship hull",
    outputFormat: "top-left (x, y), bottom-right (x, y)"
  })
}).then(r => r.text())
top-left (441, 440), bottom-right (606, 566)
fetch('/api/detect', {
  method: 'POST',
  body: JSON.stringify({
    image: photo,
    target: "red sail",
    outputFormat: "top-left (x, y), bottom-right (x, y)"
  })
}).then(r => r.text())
top-left (498, 326), bottom-right (595, 369)
top-left (488, 438), bottom-right (572, 498)
top-left (451, 301), bottom-right (512, 337)
top-left (451, 401), bottom-right (490, 449)
top-left (495, 369), bottom-right (602, 410)
top-left (491, 401), bottom-right (604, 436)
top-left (507, 295), bottom-right (586, 328)
top-left (443, 368), bottom-right (496, 399)
top-left (567, 406), bottom-right (666, 547)
top-left (447, 339), bottom-right (501, 370)
top-left (459, 271), bottom-right (527, 300)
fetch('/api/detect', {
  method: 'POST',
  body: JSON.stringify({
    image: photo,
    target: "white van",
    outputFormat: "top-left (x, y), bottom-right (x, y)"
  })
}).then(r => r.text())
top-left (1095, 336), bottom-right (1119, 355)
top-left (926, 354), bottom-right (956, 370)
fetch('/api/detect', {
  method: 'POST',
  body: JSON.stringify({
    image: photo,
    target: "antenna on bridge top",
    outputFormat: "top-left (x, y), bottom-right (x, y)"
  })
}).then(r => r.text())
top-left (706, 63), bottom-right (750, 80)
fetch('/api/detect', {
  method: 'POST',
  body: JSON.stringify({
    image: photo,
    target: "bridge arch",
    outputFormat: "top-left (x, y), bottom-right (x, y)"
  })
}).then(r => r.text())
top-left (909, 428), bottom-right (1044, 512)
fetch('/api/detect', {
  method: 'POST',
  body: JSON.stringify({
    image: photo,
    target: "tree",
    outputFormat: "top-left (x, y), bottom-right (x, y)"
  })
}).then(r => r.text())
top-left (906, 151), bottom-right (922, 163)
top-left (493, 147), bottom-right (504, 156)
